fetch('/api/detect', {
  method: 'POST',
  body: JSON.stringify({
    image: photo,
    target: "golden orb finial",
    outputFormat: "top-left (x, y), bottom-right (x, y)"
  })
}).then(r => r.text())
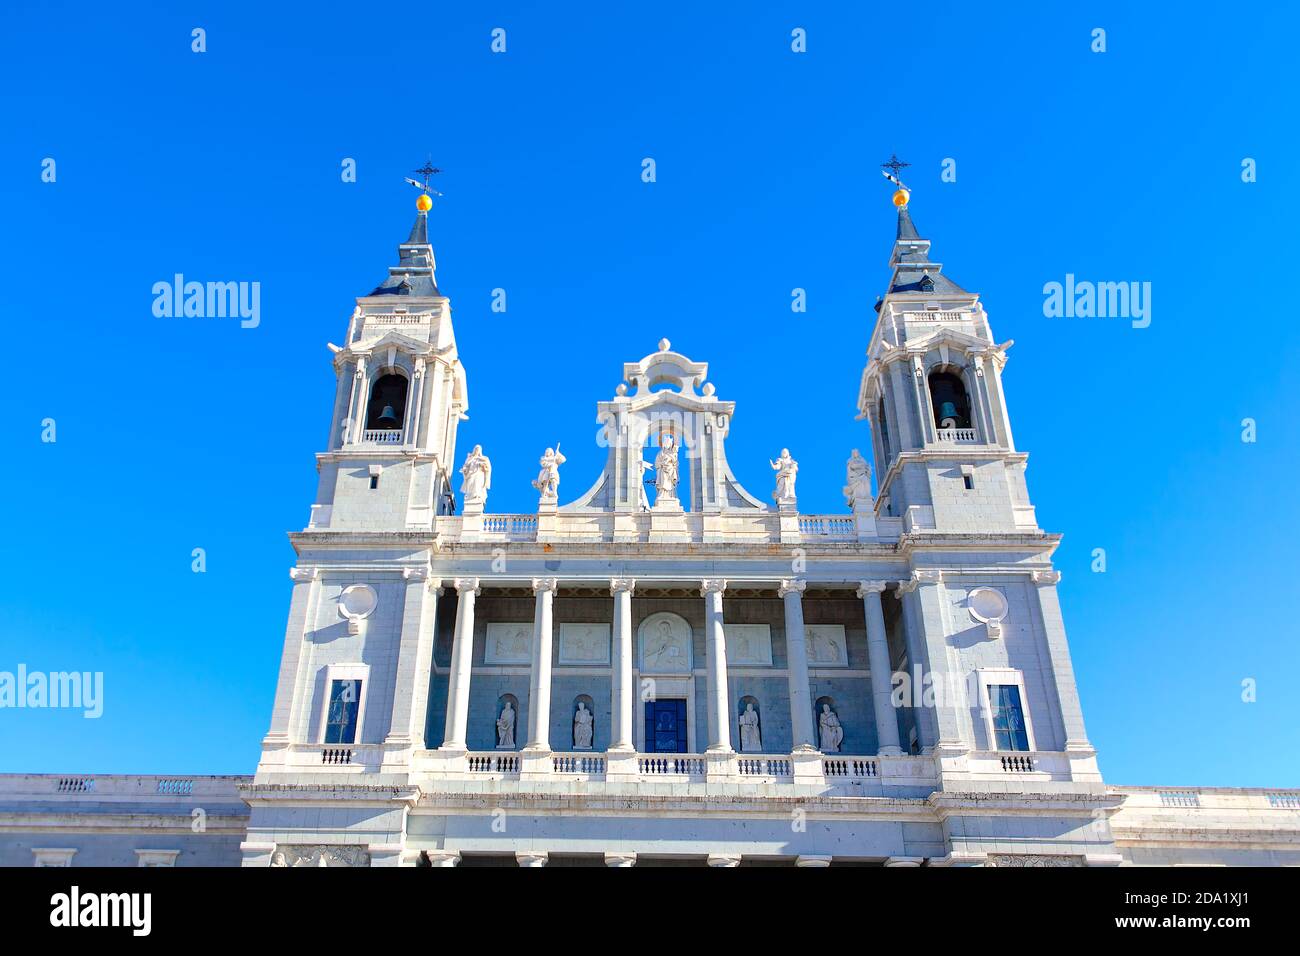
top-left (892, 188), bottom-right (910, 208)
top-left (416, 193), bottom-right (433, 212)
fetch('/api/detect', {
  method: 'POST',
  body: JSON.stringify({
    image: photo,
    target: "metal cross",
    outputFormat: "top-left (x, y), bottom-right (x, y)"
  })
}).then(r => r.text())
top-left (881, 154), bottom-right (910, 181)
top-left (412, 161), bottom-right (442, 191)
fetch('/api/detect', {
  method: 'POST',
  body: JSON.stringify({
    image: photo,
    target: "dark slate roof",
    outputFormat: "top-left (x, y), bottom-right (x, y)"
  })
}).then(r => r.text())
top-left (370, 211), bottom-right (440, 297)
top-left (896, 206), bottom-right (920, 240)
top-left (886, 206), bottom-right (967, 294)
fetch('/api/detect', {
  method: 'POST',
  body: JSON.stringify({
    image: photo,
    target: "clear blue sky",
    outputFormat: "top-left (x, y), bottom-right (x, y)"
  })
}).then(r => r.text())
top-left (2, 1), bottom-right (1296, 787)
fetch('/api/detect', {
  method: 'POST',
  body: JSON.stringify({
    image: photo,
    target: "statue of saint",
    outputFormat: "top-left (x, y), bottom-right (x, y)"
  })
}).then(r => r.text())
top-left (496, 700), bottom-right (516, 749)
top-left (738, 702), bottom-right (762, 752)
top-left (654, 434), bottom-right (679, 500)
top-left (843, 448), bottom-right (873, 510)
top-left (460, 445), bottom-right (492, 506)
top-left (818, 703), bottom-right (843, 753)
top-left (770, 448), bottom-right (798, 502)
top-left (532, 444), bottom-right (566, 499)
top-left (573, 702), bottom-right (594, 750)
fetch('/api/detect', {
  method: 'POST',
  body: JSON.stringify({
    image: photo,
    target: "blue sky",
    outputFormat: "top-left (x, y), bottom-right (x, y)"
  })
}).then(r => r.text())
top-left (2, 1), bottom-right (1296, 786)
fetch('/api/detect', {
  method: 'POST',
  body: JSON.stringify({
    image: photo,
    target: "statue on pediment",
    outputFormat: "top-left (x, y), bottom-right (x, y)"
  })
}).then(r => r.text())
top-left (843, 448), bottom-right (873, 511)
top-left (460, 445), bottom-right (491, 506)
top-left (532, 444), bottom-right (566, 500)
top-left (771, 448), bottom-right (798, 502)
top-left (654, 434), bottom-right (680, 499)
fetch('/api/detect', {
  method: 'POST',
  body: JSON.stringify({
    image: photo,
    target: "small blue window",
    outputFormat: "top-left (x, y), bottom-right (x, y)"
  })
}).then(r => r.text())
top-left (989, 684), bottom-right (1029, 751)
top-left (325, 679), bottom-right (362, 744)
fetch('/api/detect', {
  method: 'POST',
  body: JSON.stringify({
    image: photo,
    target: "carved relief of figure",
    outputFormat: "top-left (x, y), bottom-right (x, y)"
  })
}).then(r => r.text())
top-left (738, 702), bottom-right (762, 752)
top-left (771, 448), bottom-right (798, 502)
top-left (818, 703), bottom-right (843, 753)
top-left (843, 448), bottom-right (873, 510)
top-left (654, 433), bottom-right (680, 500)
top-left (573, 702), bottom-right (594, 750)
top-left (644, 619), bottom-right (686, 671)
top-left (496, 700), bottom-right (516, 749)
top-left (532, 444), bottom-right (566, 500)
top-left (460, 444), bottom-right (492, 506)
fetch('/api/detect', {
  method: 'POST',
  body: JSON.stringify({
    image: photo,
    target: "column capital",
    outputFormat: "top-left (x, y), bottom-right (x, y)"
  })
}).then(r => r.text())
top-left (425, 851), bottom-right (460, 867)
top-left (516, 851), bottom-right (548, 867)
top-left (1031, 569), bottom-right (1062, 586)
top-left (289, 567), bottom-right (319, 583)
top-left (604, 852), bottom-right (637, 867)
top-left (402, 566), bottom-right (430, 582)
top-left (706, 853), bottom-right (742, 867)
top-left (452, 577), bottom-right (481, 595)
top-left (896, 569), bottom-right (942, 594)
top-left (856, 580), bottom-right (888, 598)
top-left (531, 577), bottom-right (559, 593)
top-left (609, 577), bottom-right (636, 595)
top-left (776, 578), bottom-right (806, 598)
top-left (700, 578), bottom-right (728, 596)
top-left (795, 855), bottom-right (833, 867)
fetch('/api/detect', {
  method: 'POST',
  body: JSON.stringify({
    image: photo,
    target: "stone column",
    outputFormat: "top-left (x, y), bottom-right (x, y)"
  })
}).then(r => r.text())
top-left (777, 579), bottom-right (816, 751)
top-left (702, 579), bottom-right (732, 753)
top-left (795, 855), bottom-right (833, 867)
top-left (910, 352), bottom-right (936, 445)
top-left (440, 578), bottom-right (479, 751)
top-left (350, 356), bottom-right (369, 444)
top-left (516, 851), bottom-right (548, 867)
top-left (524, 578), bottom-right (558, 751)
top-left (426, 851), bottom-right (460, 867)
top-left (1031, 570), bottom-right (1098, 780)
top-left (260, 568), bottom-right (320, 763)
top-left (384, 568), bottom-right (440, 763)
top-left (858, 581), bottom-right (903, 756)
top-left (898, 570), bottom-right (964, 755)
top-left (609, 578), bottom-right (636, 752)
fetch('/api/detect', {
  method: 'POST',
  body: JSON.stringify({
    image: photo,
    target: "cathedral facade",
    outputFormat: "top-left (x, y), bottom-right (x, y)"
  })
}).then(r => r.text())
top-left (3, 195), bottom-right (1297, 867)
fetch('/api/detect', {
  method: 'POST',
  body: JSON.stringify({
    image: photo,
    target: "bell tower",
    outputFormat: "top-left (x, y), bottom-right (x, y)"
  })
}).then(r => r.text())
top-left (857, 178), bottom-right (1036, 535)
top-left (307, 189), bottom-right (468, 532)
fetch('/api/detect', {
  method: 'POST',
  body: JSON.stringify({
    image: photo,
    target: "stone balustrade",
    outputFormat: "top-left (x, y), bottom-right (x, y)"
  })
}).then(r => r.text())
top-left (361, 429), bottom-right (403, 444)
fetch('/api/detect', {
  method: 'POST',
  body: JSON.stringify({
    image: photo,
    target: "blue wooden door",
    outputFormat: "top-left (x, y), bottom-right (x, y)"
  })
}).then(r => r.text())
top-left (645, 699), bottom-right (688, 753)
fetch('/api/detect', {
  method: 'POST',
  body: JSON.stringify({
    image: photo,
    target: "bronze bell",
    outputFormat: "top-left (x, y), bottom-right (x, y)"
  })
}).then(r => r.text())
top-left (377, 405), bottom-right (399, 428)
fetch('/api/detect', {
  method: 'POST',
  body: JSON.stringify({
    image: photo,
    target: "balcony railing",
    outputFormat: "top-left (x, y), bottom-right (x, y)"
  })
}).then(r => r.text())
top-left (364, 311), bottom-right (437, 325)
top-left (933, 427), bottom-right (978, 444)
top-left (798, 516), bottom-right (856, 538)
top-left (362, 429), bottom-right (403, 444)
top-left (902, 310), bottom-right (972, 323)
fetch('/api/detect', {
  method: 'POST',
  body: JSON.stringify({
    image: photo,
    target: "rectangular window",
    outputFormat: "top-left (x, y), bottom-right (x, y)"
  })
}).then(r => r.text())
top-left (962, 474), bottom-right (974, 490)
top-left (989, 684), bottom-right (1030, 751)
top-left (325, 678), bottom-right (363, 744)
top-left (369, 474), bottom-right (379, 489)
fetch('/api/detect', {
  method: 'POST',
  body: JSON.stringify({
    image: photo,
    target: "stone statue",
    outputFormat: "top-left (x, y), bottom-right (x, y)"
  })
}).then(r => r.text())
top-left (770, 448), bottom-right (798, 502)
top-left (654, 434), bottom-right (680, 500)
top-left (573, 702), bottom-right (594, 750)
top-left (460, 445), bottom-right (491, 506)
top-left (818, 703), bottom-right (843, 753)
top-left (496, 700), bottom-right (515, 749)
top-left (532, 444), bottom-right (566, 500)
top-left (843, 448), bottom-right (873, 510)
top-left (738, 702), bottom-right (762, 752)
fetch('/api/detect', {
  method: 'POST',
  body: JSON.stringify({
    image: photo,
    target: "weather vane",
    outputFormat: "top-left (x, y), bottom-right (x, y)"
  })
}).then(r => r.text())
top-left (880, 154), bottom-right (911, 207)
top-left (404, 159), bottom-right (443, 211)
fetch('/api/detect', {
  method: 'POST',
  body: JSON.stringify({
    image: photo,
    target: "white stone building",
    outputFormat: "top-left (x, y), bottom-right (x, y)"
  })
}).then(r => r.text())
top-left (3, 194), bottom-right (1297, 867)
